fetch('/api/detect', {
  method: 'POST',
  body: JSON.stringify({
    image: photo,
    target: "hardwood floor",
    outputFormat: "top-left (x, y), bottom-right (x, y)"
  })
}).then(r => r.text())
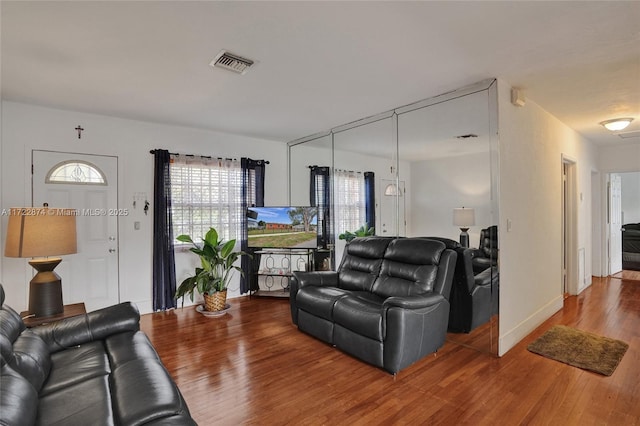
top-left (612, 269), bottom-right (640, 281)
top-left (140, 276), bottom-right (640, 425)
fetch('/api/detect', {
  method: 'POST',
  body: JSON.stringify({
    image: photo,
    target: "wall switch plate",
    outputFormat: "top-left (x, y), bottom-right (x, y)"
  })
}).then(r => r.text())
top-left (134, 221), bottom-right (141, 230)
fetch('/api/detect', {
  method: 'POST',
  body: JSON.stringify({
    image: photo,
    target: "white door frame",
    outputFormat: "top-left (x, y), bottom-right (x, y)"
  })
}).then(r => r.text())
top-left (562, 155), bottom-right (578, 295)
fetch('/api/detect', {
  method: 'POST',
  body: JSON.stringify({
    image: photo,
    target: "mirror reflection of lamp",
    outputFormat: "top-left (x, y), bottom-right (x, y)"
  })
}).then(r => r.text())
top-left (4, 206), bottom-right (77, 317)
top-left (453, 207), bottom-right (475, 248)
top-left (384, 183), bottom-right (403, 196)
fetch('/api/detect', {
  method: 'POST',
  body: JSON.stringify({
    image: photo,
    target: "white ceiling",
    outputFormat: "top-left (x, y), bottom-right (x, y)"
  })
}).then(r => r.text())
top-left (2, 1), bottom-right (639, 145)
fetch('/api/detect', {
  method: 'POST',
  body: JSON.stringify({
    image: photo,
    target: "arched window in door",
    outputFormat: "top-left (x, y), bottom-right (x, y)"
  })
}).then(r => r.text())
top-left (45, 160), bottom-right (107, 185)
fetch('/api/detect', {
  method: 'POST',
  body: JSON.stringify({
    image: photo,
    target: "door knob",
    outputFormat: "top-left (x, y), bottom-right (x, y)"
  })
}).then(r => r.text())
top-left (109, 248), bottom-right (116, 253)
top-left (109, 236), bottom-right (116, 241)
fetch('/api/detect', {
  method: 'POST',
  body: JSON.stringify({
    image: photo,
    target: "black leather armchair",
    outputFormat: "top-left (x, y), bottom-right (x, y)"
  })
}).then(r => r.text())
top-left (472, 225), bottom-right (498, 274)
top-left (290, 237), bottom-right (457, 374)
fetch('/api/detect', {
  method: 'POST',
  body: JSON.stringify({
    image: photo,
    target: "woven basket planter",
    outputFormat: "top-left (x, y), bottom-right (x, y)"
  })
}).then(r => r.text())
top-left (203, 290), bottom-right (227, 312)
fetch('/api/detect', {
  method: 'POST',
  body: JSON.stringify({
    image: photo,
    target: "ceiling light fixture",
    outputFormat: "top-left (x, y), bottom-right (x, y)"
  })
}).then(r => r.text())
top-left (599, 118), bottom-right (634, 132)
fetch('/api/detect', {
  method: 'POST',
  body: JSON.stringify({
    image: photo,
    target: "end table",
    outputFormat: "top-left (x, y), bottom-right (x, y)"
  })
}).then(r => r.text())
top-left (20, 303), bottom-right (86, 328)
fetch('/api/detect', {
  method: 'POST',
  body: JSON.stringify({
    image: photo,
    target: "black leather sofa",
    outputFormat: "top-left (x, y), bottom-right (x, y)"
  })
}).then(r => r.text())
top-left (0, 284), bottom-right (196, 425)
top-left (290, 237), bottom-right (457, 374)
top-left (622, 223), bottom-right (640, 271)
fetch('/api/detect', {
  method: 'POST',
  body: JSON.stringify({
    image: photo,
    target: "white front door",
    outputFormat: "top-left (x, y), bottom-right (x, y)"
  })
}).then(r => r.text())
top-left (32, 150), bottom-right (119, 311)
top-left (609, 174), bottom-right (623, 274)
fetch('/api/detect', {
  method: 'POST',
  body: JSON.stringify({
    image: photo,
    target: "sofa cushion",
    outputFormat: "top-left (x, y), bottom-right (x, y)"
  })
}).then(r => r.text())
top-left (37, 375), bottom-right (114, 425)
top-left (0, 358), bottom-right (39, 426)
top-left (11, 330), bottom-right (51, 392)
top-left (111, 359), bottom-right (191, 425)
top-left (296, 286), bottom-right (350, 321)
top-left (337, 237), bottom-right (392, 292)
top-left (371, 239), bottom-right (444, 298)
top-left (41, 340), bottom-right (110, 396)
top-left (333, 293), bottom-right (386, 341)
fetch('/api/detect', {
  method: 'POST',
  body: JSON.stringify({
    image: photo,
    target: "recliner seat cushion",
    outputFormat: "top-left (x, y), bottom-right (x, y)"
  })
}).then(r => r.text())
top-left (111, 359), bottom-right (191, 425)
top-left (41, 341), bottom-right (110, 396)
top-left (296, 286), bottom-right (350, 321)
top-left (37, 375), bottom-right (114, 425)
top-left (333, 293), bottom-right (386, 341)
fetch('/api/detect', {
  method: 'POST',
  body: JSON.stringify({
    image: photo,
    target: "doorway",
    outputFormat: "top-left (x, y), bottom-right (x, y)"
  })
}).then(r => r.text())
top-left (32, 150), bottom-right (120, 311)
top-left (562, 157), bottom-right (578, 295)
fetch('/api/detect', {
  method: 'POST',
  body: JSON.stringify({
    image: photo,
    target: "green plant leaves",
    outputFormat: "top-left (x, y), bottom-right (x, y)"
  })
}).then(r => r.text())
top-left (176, 234), bottom-right (194, 244)
top-left (174, 227), bottom-right (249, 304)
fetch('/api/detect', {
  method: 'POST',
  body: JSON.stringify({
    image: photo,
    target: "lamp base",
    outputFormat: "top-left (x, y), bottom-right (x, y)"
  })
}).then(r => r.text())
top-left (28, 258), bottom-right (64, 317)
top-left (459, 228), bottom-right (470, 248)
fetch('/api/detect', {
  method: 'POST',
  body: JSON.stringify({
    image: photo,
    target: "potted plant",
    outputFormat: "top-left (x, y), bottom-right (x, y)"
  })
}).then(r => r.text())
top-left (175, 227), bottom-right (249, 311)
top-left (338, 223), bottom-right (375, 243)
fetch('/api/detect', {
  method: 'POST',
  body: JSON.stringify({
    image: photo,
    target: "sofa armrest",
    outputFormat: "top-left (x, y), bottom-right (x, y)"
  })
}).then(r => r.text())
top-left (32, 302), bottom-right (140, 353)
top-left (290, 271), bottom-right (339, 325)
top-left (383, 294), bottom-right (445, 310)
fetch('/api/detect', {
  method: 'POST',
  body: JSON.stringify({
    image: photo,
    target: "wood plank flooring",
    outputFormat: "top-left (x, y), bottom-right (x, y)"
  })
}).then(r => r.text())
top-left (140, 275), bottom-right (640, 425)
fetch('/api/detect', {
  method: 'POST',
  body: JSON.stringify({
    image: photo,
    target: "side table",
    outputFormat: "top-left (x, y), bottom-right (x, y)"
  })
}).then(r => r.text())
top-left (20, 303), bottom-right (87, 328)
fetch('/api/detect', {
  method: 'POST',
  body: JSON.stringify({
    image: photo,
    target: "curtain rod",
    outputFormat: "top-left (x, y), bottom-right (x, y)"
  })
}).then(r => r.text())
top-left (149, 150), bottom-right (269, 164)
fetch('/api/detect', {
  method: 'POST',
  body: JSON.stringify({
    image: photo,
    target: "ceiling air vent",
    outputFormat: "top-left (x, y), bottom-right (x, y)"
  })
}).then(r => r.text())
top-left (210, 50), bottom-right (254, 75)
top-left (617, 130), bottom-right (640, 139)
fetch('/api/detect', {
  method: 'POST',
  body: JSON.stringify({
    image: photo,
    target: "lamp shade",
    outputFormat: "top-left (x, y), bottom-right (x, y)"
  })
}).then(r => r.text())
top-left (453, 207), bottom-right (475, 227)
top-left (384, 183), bottom-right (403, 196)
top-left (5, 207), bottom-right (77, 258)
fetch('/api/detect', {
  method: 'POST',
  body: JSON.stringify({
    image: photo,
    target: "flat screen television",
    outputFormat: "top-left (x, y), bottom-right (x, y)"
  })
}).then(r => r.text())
top-left (247, 206), bottom-right (318, 249)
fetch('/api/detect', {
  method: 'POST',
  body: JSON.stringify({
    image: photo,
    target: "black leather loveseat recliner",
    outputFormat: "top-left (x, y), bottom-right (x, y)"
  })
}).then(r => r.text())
top-left (0, 284), bottom-right (196, 425)
top-left (290, 237), bottom-right (457, 374)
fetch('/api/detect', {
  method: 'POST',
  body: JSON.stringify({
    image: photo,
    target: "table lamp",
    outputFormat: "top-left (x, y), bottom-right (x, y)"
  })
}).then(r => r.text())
top-left (453, 207), bottom-right (475, 248)
top-left (4, 206), bottom-right (77, 317)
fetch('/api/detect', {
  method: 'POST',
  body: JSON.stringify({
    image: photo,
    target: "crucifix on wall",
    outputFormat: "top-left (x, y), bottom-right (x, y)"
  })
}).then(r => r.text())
top-left (75, 125), bottom-right (84, 139)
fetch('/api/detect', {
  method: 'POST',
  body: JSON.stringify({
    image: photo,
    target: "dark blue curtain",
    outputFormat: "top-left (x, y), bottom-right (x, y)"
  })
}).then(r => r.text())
top-left (310, 166), bottom-right (331, 249)
top-left (364, 172), bottom-right (375, 230)
top-left (241, 158), bottom-right (266, 294)
top-left (152, 149), bottom-right (177, 311)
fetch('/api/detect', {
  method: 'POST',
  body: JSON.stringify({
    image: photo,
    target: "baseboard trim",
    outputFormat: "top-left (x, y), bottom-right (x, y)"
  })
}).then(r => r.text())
top-left (498, 295), bottom-right (563, 356)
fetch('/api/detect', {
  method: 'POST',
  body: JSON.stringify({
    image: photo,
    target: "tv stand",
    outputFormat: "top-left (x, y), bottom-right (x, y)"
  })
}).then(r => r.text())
top-left (250, 248), bottom-right (314, 298)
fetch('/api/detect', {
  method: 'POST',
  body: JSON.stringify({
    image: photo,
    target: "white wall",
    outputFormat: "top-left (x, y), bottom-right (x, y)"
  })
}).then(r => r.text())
top-left (409, 151), bottom-right (492, 245)
top-left (1, 101), bottom-right (288, 313)
top-left (497, 79), bottom-right (598, 355)
top-left (620, 172), bottom-right (640, 224)
top-left (598, 142), bottom-right (640, 173)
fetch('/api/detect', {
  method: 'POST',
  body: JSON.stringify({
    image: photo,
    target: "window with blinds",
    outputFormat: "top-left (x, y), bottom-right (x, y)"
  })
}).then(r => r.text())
top-left (170, 157), bottom-right (243, 242)
top-left (334, 169), bottom-right (366, 235)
